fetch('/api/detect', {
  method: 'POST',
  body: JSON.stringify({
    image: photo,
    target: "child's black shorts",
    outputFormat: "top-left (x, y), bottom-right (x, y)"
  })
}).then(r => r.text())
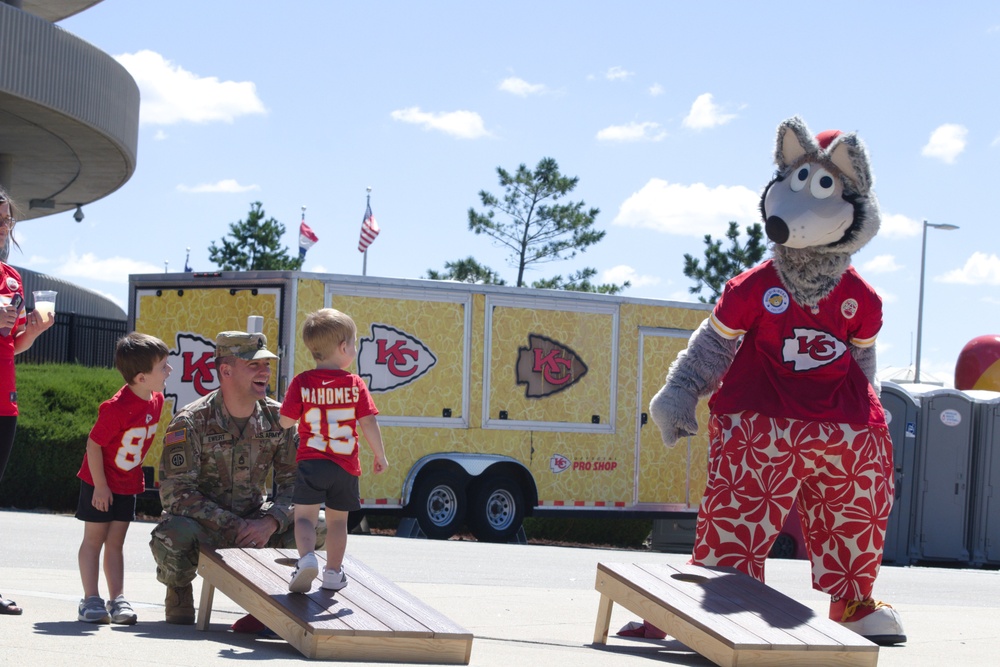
top-left (292, 459), bottom-right (361, 512)
top-left (74, 481), bottom-right (137, 523)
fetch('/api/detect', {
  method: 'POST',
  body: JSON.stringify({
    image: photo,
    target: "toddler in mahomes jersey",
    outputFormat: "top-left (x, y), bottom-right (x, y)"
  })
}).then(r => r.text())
top-left (76, 333), bottom-right (171, 624)
top-left (279, 308), bottom-right (388, 593)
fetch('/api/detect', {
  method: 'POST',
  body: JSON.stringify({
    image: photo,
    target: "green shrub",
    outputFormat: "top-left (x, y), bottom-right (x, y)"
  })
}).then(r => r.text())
top-left (0, 363), bottom-right (122, 511)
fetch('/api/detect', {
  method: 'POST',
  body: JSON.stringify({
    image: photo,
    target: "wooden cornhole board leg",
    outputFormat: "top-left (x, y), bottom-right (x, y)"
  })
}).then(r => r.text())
top-left (594, 562), bottom-right (878, 667)
top-left (197, 547), bottom-right (473, 663)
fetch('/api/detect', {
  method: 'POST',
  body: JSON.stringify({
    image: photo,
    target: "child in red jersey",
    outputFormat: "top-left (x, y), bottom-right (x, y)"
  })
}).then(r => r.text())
top-left (280, 309), bottom-right (388, 593)
top-left (76, 333), bottom-right (171, 624)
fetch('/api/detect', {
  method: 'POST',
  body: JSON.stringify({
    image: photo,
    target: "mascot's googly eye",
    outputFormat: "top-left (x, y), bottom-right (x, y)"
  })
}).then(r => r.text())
top-left (790, 165), bottom-right (810, 192)
top-left (810, 168), bottom-right (837, 199)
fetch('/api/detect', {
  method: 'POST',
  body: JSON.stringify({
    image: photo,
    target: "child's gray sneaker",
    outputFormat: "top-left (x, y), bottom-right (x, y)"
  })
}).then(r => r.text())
top-left (78, 595), bottom-right (110, 623)
top-left (321, 567), bottom-right (348, 591)
top-left (106, 595), bottom-right (137, 625)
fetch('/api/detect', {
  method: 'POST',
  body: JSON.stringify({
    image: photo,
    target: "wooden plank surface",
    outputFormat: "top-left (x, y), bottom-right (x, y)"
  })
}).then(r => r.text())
top-left (594, 562), bottom-right (878, 667)
top-left (197, 547), bottom-right (473, 663)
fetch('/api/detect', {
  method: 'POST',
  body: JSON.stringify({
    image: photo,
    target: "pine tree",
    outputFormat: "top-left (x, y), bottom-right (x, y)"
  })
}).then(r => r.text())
top-left (208, 202), bottom-right (303, 271)
top-left (683, 221), bottom-right (765, 303)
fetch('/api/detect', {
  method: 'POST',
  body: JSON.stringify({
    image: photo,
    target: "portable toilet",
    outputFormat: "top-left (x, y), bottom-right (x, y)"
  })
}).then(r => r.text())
top-left (905, 384), bottom-right (975, 564)
top-left (965, 390), bottom-right (1000, 566)
top-left (879, 381), bottom-right (920, 566)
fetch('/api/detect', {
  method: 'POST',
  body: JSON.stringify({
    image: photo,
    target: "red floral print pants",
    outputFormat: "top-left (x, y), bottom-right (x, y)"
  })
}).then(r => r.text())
top-left (691, 411), bottom-right (894, 601)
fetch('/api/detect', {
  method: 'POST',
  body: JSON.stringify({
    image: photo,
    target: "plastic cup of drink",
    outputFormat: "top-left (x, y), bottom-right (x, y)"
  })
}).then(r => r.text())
top-left (33, 290), bottom-right (57, 321)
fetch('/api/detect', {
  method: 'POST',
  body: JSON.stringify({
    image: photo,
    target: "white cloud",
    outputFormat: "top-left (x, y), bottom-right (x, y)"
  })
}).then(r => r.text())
top-left (648, 83), bottom-right (665, 97)
top-left (153, 129), bottom-right (168, 141)
top-left (605, 66), bottom-right (633, 81)
top-left (682, 93), bottom-right (737, 130)
top-left (390, 107), bottom-right (491, 139)
top-left (613, 178), bottom-right (760, 238)
top-left (873, 286), bottom-right (897, 304)
top-left (921, 123), bottom-right (967, 163)
top-left (177, 179), bottom-right (260, 194)
top-left (55, 251), bottom-right (162, 283)
top-left (596, 121), bottom-right (667, 143)
top-left (879, 212), bottom-right (922, 238)
top-left (939, 252), bottom-right (1000, 285)
top-left (115, 50), bottom-right (266, 125)
top-left (601, 265), bottom-right (660, 288)
top-left (861, 254), bottom-right (902, 273)
top-left (498, 77), bottom-right (546, 96)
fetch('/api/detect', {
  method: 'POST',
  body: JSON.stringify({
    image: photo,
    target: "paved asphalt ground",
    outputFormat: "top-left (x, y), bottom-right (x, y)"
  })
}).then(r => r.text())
top-left (2, 509), bottom-right (999, 666)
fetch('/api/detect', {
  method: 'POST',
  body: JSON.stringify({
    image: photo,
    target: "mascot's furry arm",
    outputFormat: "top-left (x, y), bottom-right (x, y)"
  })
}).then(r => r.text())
top-left (649, 319), bottom-right (738, 446)
top-left (851, 344), bottom-right (881, 397)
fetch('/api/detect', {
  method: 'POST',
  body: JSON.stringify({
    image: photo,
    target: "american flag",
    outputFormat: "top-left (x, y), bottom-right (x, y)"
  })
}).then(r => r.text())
top-left (358, 202), bottom-right (379, 253)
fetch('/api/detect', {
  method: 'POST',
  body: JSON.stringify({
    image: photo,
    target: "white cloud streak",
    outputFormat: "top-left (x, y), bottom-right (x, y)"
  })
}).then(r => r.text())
top-left (879, 212), bottom-right (922, 238)
top-left (861, 254), bottom-right (902, 273)
top-left (601, 265), bottom-right (660, 288)
top-left (605, 66), bottom-right (633, 81)
top-left (177, 179), bottom-right (260, 194)
top-left (613, 179), bottom-right (760, 238)
top-left (921, 124), bottom-right (967, 163)
top-left (682, 93), bottom-right (737, 130)
top-left (498, 77), bottom-right (546, 96)
top-left (390, 107), bottom-right (491, 139)
top-left (939, 252), bottom-right (1000, 285)
top-left (115, 50), bottom-right (266, 125)
top-left (596, 121), bottom-right (667, 143)
top-left (55, 251), bottom-right (163, 283)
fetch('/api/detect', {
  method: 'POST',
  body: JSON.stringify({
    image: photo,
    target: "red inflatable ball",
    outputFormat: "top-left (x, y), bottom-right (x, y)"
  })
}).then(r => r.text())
top-left (955, 335), bottom-right (1000, 391)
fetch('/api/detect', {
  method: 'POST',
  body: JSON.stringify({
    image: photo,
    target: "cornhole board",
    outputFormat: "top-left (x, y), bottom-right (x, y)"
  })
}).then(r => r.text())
top-left (593, 562), bottom-right (878, 667)
top-left (197, 547), bottom-right (473, 663)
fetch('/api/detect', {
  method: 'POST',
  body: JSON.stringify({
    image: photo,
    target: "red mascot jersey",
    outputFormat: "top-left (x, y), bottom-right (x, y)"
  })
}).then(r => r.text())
top-left (708, 260), bottom-right (885, 426)
top-left (280, 369), bottom-right (379, 476)
top-left (78, 385), bottom-right (165, 494)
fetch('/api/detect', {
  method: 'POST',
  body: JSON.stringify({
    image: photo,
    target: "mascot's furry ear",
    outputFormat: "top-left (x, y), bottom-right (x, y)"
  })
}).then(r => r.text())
top-left (826, 134), bottom-right (873, 195)
top-left (774, 116), bottom-right (873, 196)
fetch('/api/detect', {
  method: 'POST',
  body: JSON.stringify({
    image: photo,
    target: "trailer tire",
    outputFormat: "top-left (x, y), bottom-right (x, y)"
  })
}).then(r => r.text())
top-left (468, 476), bottom-right (524, 543)
top-left (412, 471), bottom-right (466, 540)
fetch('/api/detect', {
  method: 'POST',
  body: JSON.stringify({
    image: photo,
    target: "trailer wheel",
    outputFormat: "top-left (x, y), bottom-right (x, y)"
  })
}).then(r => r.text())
top-left (468, 476), bottom-right (524, 543)
top-left (412, 471), bottom-right (466, 539)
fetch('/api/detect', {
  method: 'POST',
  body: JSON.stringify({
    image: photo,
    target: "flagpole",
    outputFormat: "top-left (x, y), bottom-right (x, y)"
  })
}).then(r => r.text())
top-left (362, 186), bottom-right (371, 277)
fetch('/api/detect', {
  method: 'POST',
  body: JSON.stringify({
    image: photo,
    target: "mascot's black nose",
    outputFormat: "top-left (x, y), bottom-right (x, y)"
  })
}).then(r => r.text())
top-left (765, 216), bottom-right (789, 244)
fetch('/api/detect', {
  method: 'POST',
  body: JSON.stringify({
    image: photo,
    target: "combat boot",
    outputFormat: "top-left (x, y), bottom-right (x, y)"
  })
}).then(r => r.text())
top-left (165, 584), bottom-right (195, 624)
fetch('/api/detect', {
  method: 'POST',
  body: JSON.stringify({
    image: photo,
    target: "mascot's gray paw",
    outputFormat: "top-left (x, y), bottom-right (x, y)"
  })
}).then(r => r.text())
top-left (649, 385), bottom-right (699, 448)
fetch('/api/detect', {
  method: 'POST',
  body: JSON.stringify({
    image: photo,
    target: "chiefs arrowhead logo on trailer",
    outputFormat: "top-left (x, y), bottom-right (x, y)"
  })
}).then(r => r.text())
top-left (358, 323), bottom-right (437, 392)
top-left (165, 332), bottom-right (219, 413)
top-left (516, 333), bottom-right (588, 398)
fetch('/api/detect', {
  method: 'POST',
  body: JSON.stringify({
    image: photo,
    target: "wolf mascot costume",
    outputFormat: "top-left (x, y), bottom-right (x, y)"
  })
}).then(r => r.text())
top-left (649, 116), bottom-right (904, 644)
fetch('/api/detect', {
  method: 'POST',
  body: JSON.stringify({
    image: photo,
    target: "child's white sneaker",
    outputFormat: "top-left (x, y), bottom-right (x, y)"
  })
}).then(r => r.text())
top-left (106, 595), bottom-right (137, 625)
top-left (321, 567), bottom-right (348, 591)
top-left (289, 552), bottom-right (319, 593)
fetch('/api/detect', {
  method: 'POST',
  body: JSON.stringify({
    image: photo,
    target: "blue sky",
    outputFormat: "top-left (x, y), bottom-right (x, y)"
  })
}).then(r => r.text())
top-left (18, 1), bottom-right (1000, 385)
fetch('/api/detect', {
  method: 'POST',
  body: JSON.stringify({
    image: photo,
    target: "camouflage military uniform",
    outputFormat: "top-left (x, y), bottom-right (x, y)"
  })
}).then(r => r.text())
top-left (149, 389), bottom-right (298, 586)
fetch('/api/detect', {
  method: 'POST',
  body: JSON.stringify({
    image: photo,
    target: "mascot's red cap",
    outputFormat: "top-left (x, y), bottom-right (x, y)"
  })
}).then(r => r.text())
top-left (815, 129), bottom-right (842, 150)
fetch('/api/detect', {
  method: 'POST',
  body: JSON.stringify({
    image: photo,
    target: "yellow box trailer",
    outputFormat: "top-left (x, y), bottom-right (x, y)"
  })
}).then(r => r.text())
top-left (129, 271), bottom-right (712, 541)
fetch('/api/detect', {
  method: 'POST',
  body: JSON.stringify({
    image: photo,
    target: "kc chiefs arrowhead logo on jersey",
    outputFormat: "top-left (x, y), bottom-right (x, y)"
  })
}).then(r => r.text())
top-left (781, 327), bottom-right (847, 371)
top-left (358, 323), bottom-right (437, 393)
top-left (516, 334), bottom-right (588, 398)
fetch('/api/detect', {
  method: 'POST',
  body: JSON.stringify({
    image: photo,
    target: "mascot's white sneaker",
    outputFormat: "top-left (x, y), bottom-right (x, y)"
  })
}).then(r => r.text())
top-left (833, 598), bottom-right (906, 645)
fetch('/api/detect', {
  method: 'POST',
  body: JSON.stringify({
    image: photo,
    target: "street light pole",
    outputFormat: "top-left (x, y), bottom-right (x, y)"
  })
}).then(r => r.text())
top-left (914, 219), bottom-right (959, 383)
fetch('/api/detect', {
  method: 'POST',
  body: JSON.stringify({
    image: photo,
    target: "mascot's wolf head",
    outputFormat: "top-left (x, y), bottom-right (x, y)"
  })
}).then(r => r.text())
top-left (760, 116), bottom-right (880, 306)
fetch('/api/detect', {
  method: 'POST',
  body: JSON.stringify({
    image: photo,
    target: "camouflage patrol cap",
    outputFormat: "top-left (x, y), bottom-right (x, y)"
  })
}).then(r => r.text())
top-left (214, 331), bottom-right (279, 361)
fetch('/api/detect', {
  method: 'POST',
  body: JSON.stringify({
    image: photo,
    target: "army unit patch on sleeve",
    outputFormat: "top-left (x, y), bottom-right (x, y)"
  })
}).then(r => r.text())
top-left (164, 444), bottom-right (189, 472)
top-left (164, 428), bottom-right (187, 445)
